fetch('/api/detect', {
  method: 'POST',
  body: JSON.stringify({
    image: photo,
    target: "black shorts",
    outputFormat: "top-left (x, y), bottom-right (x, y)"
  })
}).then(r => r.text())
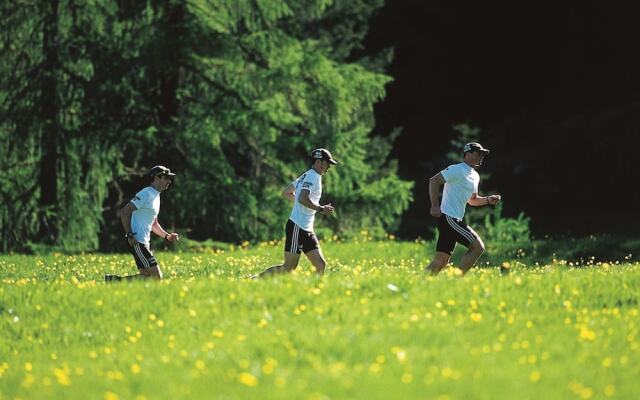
top-left (284, 219), bottom-right (320, 254)
top-left (128, 242), bottom-right (158, 270)
top-left (436, 214), bottom-right (479, 255)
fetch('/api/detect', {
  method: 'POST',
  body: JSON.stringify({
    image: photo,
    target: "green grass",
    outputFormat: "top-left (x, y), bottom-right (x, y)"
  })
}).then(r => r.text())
top-left (1, 239), bottom-right (639, 399)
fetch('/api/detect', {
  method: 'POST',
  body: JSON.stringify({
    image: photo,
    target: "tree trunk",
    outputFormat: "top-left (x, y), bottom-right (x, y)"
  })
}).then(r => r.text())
top-left (38, 0), bottom-right (60, 243)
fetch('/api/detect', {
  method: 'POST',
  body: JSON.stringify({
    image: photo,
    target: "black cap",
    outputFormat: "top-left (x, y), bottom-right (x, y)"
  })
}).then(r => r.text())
top-left (148, 165), bottom-right (176, 177)
top-left (463, 142), bottom-right (490, 154)
top-left (311, 148), bottom-right (338, 165)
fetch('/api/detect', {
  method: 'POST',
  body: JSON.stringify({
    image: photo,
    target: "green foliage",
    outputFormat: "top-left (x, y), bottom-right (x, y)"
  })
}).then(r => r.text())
top-left (478, 203), bottom-right (532, 262)
top-left (137, 0), bottom-right (411, 243)
top-left (482, 204), bottom-right (531, 243)
top-left (0, 2), bottom-right (43, 252)
top-left (530, 235), bottom-right (639, 264)
top-left (0, 0), bottom-right (156, 252)
top-left (0, 0), bottom-right (412, 251)
top-left (283, 0), bottom-right (386, 61)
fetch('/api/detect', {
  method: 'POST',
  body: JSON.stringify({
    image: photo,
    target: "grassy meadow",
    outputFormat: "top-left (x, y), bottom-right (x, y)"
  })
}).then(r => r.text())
top-left (1, 237), bottom-right (639, 399)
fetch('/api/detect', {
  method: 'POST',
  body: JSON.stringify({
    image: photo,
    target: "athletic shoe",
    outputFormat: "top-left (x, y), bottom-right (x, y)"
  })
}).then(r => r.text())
top-left (105, 274), bottom-right (121, 283)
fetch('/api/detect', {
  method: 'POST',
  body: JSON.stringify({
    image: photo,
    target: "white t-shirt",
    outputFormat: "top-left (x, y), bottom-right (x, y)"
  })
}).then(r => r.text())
top-left (130, 186), bottom-right (161, 245)
top-left (440, 162), bottom-right (479, 220)
top-left (289, 168), bottom-right (322, 232)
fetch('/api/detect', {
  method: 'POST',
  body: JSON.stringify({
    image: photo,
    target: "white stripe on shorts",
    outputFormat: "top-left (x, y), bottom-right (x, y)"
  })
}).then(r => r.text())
top-left (445, 215), bottom-right (475, 243)
top-left (134, 243), bottom-right (150, 268)
top-left (291, 224), bottom-right (299, 252)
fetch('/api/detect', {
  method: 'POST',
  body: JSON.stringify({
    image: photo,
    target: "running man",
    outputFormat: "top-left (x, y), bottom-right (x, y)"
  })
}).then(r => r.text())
top-left (254, 148), bottom-right (338, 278)
top-left (425, 142), bottom-right (501, 276)
top-left (105, 165), bottom-right (180, 282)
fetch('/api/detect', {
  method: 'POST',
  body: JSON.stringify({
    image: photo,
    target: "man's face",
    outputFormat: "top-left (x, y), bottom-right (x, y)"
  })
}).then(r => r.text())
top-left (154, 174), bottom-right (172, 190)
top-left (316, 160), bottom-right (331, 175)
top-left (465, 151), bottom-right (485, 166)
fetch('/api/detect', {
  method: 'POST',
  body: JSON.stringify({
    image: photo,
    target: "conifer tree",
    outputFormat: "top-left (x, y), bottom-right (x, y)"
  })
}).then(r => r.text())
top-left (1, 0), bottom-right (414, 250)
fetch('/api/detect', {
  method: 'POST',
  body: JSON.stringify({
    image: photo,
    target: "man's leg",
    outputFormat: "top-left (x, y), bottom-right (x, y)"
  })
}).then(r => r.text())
top-left (459, 238), bottom-right (485, 275)
top-left (107, 266), bottom-right (162, 282)
top-left (110, 243), bottom-right (162, 281)
top-left (256, 252), bottom-right (300, 278)
top-left (425, 251), bottom-right (451, 276)
top-left (305, 248), bottom-right (327, 275)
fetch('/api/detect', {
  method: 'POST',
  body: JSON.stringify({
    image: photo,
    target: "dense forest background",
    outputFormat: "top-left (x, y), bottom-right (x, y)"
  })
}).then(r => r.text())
top-left (1, 0), bottom-right (413, 252)
top-left (1, 0), bottom-right (639, 253)
top-left (362, 0), bottom-right (640, 238)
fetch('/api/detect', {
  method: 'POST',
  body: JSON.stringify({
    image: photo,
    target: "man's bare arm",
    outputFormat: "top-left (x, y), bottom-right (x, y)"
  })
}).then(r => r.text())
top-left (428, 173), bottom-right (445, 217)
top-left (282, 183), bottom-right (295, 202)
top-left (299, 190), bottom-right (333, 215)
top-left (468, 193), bottom-right (502, 207)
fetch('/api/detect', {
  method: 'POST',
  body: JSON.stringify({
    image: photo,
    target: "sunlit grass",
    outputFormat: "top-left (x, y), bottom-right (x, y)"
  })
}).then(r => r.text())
top-left (1, 239), bottom-right (639, 399)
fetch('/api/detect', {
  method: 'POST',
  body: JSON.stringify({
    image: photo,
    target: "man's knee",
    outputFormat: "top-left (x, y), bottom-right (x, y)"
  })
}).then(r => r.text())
top-left (305, 249), bottom-right (326, 273)
top-left (470, 239), bottom-right (485, 255)
top-left (309, 254), bottom-right (326, 271)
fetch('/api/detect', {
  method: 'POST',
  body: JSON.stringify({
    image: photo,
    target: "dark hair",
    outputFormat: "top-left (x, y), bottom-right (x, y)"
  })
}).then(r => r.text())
top-left (147, 173), bottom-right (173, 185)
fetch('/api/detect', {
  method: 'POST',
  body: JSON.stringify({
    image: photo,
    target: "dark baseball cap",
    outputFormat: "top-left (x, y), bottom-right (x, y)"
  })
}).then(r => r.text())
top-left (311, 148), bottom-right (339, 165)
top-left (148, 165), bottom-right (176, 177)
top-left (463, 142), bottom-right (490, 154)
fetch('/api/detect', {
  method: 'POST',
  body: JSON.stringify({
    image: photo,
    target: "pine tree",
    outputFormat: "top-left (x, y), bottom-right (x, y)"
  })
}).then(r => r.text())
top-left (1, 0), bottom-right (157, 251)
top-left (159, 0), bottom-right (413, 241)
top-left (1, 0), bottom-right (414, 250)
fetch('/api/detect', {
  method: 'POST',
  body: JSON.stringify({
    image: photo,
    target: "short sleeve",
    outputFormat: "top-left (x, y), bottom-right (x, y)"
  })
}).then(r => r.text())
top-left (441, 165), bottom-right (460, 183)
top-left (131, 189), bottom-right (149, 209)
top-left (301, 172), bottom-right (321, 194)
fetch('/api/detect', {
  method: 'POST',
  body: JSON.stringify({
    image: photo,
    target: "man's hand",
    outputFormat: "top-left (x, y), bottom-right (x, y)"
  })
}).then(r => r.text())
top-left (430, 205), bottom-right (442, 218)
top-left (318, 203), bottom-right (334, 216)
top-left (165, 233), bottom-right (180, 242)
top-left (487, 195), bottom-right (502, 205)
